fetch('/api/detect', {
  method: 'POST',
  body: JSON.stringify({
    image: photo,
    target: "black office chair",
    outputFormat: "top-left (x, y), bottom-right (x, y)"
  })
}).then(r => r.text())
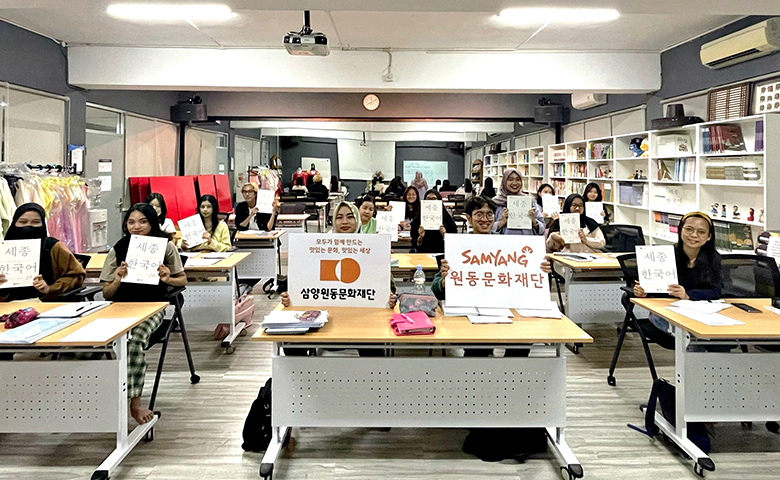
top-left (720, 254), bottom-right (780, 298)
top-left (601, 224), bottom-right (645, 252)
top-left (279, 202), bottom-right (306, 215)
top-left (59, 254), bottom-right (103, 301)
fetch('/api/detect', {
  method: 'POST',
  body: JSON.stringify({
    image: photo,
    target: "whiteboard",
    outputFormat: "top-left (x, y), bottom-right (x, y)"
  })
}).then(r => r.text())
top-left (301, 157), bottom-right (331, 189)
top-left (337, 139), bottom-right (395, 180)
top-left (403, 161), bottom-right (449, 185)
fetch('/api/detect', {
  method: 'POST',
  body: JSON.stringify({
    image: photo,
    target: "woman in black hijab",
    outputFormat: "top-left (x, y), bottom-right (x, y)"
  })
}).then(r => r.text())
top-left (546, 194), bottom-right (606, 253)
top-left (0, 203), bottom-right (85, 302)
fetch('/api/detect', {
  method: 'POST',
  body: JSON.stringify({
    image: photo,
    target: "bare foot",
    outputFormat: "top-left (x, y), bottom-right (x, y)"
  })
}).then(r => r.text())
top-left (130, 396), bottom-right (155, 424)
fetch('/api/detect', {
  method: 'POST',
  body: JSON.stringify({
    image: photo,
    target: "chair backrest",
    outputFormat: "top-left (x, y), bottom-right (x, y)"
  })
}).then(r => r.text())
top-left (280, 195), bottom-right (298, 203)
top-left (616, 253), bottom-right (638, 289)
top-left (601, 224), bottom-right (646, 252)
top-left (439, 191), bottom-right (453, 199)
top-left (74, 254), bottom-right (91, 270)
top-left (280, 202), bottom-right (306, 214)
top-left (720, 254), bottom-right (780, 298)
top-left (179, 254), bottom-right (189, 266)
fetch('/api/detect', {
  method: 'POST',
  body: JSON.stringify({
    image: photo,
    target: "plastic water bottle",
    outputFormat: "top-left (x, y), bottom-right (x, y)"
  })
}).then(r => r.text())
top-left (413, 265), bottom-right (426, 293)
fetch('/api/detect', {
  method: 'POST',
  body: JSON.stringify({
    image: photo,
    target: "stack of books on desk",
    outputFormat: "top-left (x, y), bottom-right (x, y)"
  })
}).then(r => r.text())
top-left (261, 310), bottom-right (329, 334)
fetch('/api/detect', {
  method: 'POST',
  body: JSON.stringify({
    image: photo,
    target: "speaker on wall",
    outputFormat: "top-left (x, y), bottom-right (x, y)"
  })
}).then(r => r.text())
top-left (534, 105), bottom-right (563, 123)
top-left (170, 103), bottom-right (208, 122)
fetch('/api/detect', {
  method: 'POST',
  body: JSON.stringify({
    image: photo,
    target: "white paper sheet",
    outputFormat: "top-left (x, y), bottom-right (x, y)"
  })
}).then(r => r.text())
top-left (122, 235), bottom-right (167, 285)
top-left (666, 306), bottom-right (745, 326)
top-left (0, 317), bottom-right (79, 344)
top-left (183, 258), bottom-right (220, 267)
top-left (58, 317), bottom-right (140, 343)
top-left (467, 315), bottom-right (513, 324)
top-left (180, 251), bottom-right (201, 258)
top-left (0, 238), bottom-right (41, 288)
top-left (636, 245), bottom-right (678, 294)
top-left (542, 194), bottom-right (559, 216)
top-left (38, 301), bottom-right (111, 318)
top-left (202, 252), bottom-right (233, 259)
top-left (177, 214), bottom-right (207, 248)
top-left (421, 200), bottom-right (443, 230)
top-left (388, 201), bottom-right (406, 226)
top-left (558, 214), bottom-right (581, 244)
top-left (585, 202), bottom-right (604, 225)
top-left (507, 195), bottom-right (532, 230)
top-left (477, 307), bottom-right (513, 317)
top-left (442, 303), bottom-right (479, 316)
top-left (376, 212), bottom-right (399, 241)
top-left (516, 301), bottom-right (563, 319)
top-left (670, 300), bottom-right (731, 314)
top-left (256, 189), bottom-right (275, 214)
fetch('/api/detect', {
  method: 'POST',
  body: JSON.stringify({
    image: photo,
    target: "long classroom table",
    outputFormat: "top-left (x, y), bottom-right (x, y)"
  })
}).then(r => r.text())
top-left (253, 304), bottom-right (593, 479)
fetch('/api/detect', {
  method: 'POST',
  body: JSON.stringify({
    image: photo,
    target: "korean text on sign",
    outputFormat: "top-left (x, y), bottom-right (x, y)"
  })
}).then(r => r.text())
top-left (421, 200), bottom-right (443, 230)
top-left (0, 239), bottom-right (40, 288)
top-left (559, 213), bottom-right (581, 244)
top-left (288, 233), bottom-right (391, 308)
top-left (256, 189), bottom-right (275, 214)
top-left (123, 235), bottom-right (168, 285)
top-left (507, 195), bottom-right (532, 230)
top-left (585, 201), bottom-right (604, 225)
top-left (177, 214), bottom-right (207, 248)
top-left (444, 234), bottom-right (549, 308)
top-left (376, 211), bottom-right (398, 241)
top-left (635, 245), bottom-right (678, 294)
top-left (541, 194), bottom-right (559, 216)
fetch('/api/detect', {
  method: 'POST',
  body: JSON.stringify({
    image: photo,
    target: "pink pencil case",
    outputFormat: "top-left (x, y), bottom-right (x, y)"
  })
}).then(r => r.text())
top-left (390, 311), bottom-right (436, 336)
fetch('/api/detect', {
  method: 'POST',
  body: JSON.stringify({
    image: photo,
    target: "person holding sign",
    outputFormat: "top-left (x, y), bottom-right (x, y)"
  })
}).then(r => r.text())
top-left (401, 186), bottom-right (421, 231)
top-left (0, 203), bottom-right (85, 302)
top-left (182, 195), bottom-right (231, 252)
top-left (100, 203), bottom-right (187, 425)
top-left (633, 212), bottom-right (722, 334)
top-left (235, 183), bottom-right (280, 232)
top-left (356, 195), bottom-right (378, 233)
top-left (546, 194), bottom-right (606, 254)
top-left (410, 189), bottom-right (457, 254)
top-left (145, 193), bottom-right (177, 237)
top-left (536, 183), bottom-right (560, 226)
top-left (584, 183), bottom-right (610, 224)
top-left (492, 168), bottom-right (545, 236)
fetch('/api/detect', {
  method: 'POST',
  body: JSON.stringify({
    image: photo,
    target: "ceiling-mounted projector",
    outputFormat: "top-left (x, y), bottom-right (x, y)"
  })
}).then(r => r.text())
top-left (284, 10), bottom-right (329, 56)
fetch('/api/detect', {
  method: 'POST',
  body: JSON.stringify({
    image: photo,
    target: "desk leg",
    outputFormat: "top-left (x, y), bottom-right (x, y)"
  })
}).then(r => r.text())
top-left (221, 267), bottom-right (247, 354)
top-left (92, 333), bottom-right (158, 480)
top-left (259, 425), bottom-right (290, 479)
top-left (546, 344), bottom-right (584, 479)
top-left (650, 327), bottom-right (714, 477)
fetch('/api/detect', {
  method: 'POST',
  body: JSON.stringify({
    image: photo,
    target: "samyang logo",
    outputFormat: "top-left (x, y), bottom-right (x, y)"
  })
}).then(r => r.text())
top-left (320, 258), bottom-right (361, 283)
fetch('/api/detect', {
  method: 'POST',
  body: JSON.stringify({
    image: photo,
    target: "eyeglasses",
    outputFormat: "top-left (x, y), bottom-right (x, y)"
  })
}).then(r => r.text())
top-left (471, 212), bottom-right (495, 220)
top-left (682, 226), bottom-right (709, 237)
top-left (241, 189), bottom-right (255, 194)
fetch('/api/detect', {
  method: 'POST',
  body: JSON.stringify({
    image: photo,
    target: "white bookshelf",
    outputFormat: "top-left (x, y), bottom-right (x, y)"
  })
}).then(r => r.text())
top-left (545, 113), bottom-right (779, 250)
top-left (482, 130), bottom-right (553, 195)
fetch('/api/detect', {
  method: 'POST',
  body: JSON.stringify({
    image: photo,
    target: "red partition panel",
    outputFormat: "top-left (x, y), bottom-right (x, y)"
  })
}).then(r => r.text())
top-left (129, 177), bottom-right (151, 205)
top-left (149, 177), bottom-right (181, 223)
top-left (197, 175), bottom-right (217, 200)
top-left (173, 176), bottom-right (198, 221)
top-left (214, 174), bottom-right (233, 213)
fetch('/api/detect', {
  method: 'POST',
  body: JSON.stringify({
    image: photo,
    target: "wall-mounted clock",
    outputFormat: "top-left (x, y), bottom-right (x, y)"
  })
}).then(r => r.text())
top-left (363, 94), bottom-right (380, 111)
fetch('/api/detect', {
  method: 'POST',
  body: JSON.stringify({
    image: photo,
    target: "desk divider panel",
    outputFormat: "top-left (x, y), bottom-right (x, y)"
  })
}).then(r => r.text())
top-left (273, 357), bottom-right (566, 428)
top-left (214, 174), bottom-right (233, 214)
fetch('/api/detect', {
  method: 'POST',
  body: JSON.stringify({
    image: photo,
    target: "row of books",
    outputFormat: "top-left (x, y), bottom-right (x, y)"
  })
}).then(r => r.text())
top-left (551, 179), bottom-right (566, 195)
top-left (656, 158), bottom-right (696, 182)
top-left (590, 142), bottom-right (613, 160)
top-left (701, 124), bottom-right (746, 154)
top-left (592, 164), bottom-right (611, 179)
top-left (551, 163), bottom-right (566, 177)
top-left (705, 163), bottom-right (761, 181)
top-left (552, 149), bottom-right (566, 161)
top-left (569, 163), bottom-right (587, 178)
top-left (653, 212), bottom-right (754, 251)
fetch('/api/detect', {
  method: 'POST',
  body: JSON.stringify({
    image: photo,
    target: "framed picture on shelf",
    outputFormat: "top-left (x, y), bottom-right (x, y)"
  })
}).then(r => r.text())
top-left (752, 76), bottom-right (780, 114)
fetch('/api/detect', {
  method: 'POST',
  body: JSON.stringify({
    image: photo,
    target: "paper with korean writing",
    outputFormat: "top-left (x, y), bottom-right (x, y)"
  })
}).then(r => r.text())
top-left (0, 239), bottom-right (40, 288)
top-left (123, 235), bottom-right (168, 285)
top-left (444, 234), bottom-right (549, 308)
top-left (288, 233), bottom-right (391, 308)
top-left (376, 211), bottom-right (398, 241)
top-left (542, 194), bottom-right (559, 216)
top-left (507, 195), bottom-right (532, 230)
top-left (421, 200), bottom-right (442, 230)
top-left (388, 201), bottom-right (406, 226)
top-left (585, 201), bottom-right (604, 225)
top-left (177, 214), bottom-right (206, 248)
top-left (257, 189), bottom-right (275, 214)
top-left (559, 214), bottom-right (581, 244)
top-left (636, 245), bottom-right (678, 294)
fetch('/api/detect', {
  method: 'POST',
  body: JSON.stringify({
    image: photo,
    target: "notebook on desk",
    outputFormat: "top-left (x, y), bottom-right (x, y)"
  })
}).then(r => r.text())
top-left (37, 301), bottom-right (111, 319)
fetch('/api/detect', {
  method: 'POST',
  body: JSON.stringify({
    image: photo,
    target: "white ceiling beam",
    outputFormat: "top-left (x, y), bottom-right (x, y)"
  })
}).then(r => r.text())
top-left (230, 120), bottom-right (514, 133)
top-left (260, 128), bottom-right (486, 142)
top-left (68, 46), bottom-right (660, 93)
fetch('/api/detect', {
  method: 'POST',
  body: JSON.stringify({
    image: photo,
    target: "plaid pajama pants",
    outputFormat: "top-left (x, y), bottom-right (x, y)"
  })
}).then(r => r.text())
top-left (127, 311), bottom-right (164, 399)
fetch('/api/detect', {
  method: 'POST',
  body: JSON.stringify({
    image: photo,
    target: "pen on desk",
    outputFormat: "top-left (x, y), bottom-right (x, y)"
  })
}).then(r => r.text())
top-left (400, 313), bottom-right (414, 324)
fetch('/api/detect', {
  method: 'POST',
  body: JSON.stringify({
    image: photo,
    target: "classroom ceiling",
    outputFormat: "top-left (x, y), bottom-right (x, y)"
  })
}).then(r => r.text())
top-left (0, 1), bottom-right (763, 52)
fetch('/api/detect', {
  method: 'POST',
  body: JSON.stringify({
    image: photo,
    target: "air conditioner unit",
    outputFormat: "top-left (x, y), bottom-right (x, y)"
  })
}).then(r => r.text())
top-left (571, 93), bottom-right (607, 110)
top-left (700, 18), bottom-right (780, 69)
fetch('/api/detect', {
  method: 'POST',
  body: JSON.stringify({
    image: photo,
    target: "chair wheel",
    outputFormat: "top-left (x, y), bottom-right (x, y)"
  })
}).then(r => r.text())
top-left (607, 375), bottom-right (616, 386)
top-left (259, 463), bottom-right (274, 479)
top-left (239, 329), bottom-right (248, 337)
top-left (145, 428), bottom-right (154, 442)
top-left (560, 465), bottom-right (583, 480)
top-left (226, 346), bottom-right (236, 355)
top-left (91, 470), bottom-right (109, 480)
top-left (767, 421), bottom-right (780, 433)
top-left (191, 374), bottom-right (201, 384)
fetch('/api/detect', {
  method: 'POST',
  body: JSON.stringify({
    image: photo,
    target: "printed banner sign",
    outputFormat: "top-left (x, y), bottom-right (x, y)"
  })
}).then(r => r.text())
top-left (0, 239), bottom-right (41, 288)
top-left (123, 235), bottom-right (168, 285)
top-left (288, 233), bottom-right (392, 307)
top-left (507, 195), bottom-right (532, 230)
top-left (421, 200), bottom-right (443, 230)
top-left (444, 234), bottom-right (549, 308)
top-left (559, 213), bottom-right (581, 244)
top-left (636, 245), bottom-right (678, 294)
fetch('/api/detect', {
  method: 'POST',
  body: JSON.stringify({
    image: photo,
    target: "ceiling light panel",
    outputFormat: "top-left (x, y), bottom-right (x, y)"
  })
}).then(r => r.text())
top-left (496, 8), bottom-right (619, 25)
top-left (107, 4), bottom-right (235, 21)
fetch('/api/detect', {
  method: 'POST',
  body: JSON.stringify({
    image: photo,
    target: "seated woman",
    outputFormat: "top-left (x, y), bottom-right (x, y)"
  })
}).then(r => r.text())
top-left (235, 183), bottom-right (279, 232)
top-left (584, 182), bottom-right (610, 223)
top-left (633, 212), bottom-right (722, 334)
top-left (401, 186), bottom-right (420, 231)
top-left (145, 193), bottom-right (177, 236)
top-left (100, 203), bottom-right (187, 424)
top-left (411, 189), bottom-right (458, 254)
top-left (291, 176), bottom-right (309, 195)
top-left (546, 194), bottom-right (606, 254)
top-left (357, 195), bottom-right (377, 233)
top-left (0, 203), bottom-right (85, 301)
top-left (308, 174), bottom-right (330, 202)
top-left (182, 195), bottom-right (232, 252)
top-left (535, 183), bottom-right (559, 225)
top-left (492, 168), bottom-right (545, 236)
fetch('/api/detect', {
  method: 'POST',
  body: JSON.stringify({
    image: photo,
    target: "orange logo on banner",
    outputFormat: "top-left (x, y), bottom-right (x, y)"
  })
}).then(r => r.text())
top-left (320, 258), bottom-right (361, 284)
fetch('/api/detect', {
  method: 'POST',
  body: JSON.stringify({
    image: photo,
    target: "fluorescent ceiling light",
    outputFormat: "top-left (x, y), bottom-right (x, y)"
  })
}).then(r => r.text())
top-left (107, 4), bottom-right (234, 21)
top-left (496, 8), bottom-right (619, 25)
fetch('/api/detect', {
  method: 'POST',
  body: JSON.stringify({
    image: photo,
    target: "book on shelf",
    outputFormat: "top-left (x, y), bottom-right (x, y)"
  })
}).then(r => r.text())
top-left (653, 212), bottom-right (682, 240)
top-left (593, 164), bottom-right (611, 178)
top-left (553, 150), bottom-right (566, 161)
top-left (590, 142), bottom-right (613, 160)
top-left (569, 163), bottom-right (587, 178)
top-left (701, 124), bottom-right (746, 154)
top-left (704, 158), bottom-right (762, 181)
top-left (618, 183), bottom-right (645, 206)
top-left (713, 220), bottom-right (731, 251)
top-left (728, 224), bottom-right (754, 251)
top-left (656, 134), bottom-right (693, 157)
top-left (755, 119), bottom-right (764, 152)
top-left (551, 179), bottom-right (566, 195)
top-left (657, 158), bottom-right (696, 182)
top-left (601, 183), bottom-right (613, 202)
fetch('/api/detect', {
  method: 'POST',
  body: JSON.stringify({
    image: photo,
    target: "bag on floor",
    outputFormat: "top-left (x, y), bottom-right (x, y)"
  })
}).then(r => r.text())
top-left (242, 377), bottom-right (273, 452)
top-left (629, 377), bottom-right (711, 453)
top-left (462, 427), bottom-right (548, 462)
top-left (214, 288), bottom-right (255, 340)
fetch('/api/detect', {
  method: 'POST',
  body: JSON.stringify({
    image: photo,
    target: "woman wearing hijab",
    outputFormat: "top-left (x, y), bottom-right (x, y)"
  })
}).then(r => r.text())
top-left (385, 176), bottom-right (405, 198)
top-left (481, 177), bottom-right (496, 199)
top-left (411, 189), bottom-right (458, 254)
top-left (100, 203), bottom-right (187, 425)
top-left (492, 168), bottom-right (545, 236)
top-left (0, 203), bottom-right (85, 302)
top-left (547, 193), bottom-right (606, 253)
top-left (439, 179), bottom-right (456, 192)
top-left (410, 171), bottom-right (429, 199)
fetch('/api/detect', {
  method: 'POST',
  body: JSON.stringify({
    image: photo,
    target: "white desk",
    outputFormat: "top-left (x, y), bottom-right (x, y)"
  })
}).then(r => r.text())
top-left (0, 301), bottom-right (169, 480)
top-left (234, 230), bottom-right (286, 281)
top-left (632, 298), bottom-right (780, 476)
top-left (253, 304), bottom-right (593, 480)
